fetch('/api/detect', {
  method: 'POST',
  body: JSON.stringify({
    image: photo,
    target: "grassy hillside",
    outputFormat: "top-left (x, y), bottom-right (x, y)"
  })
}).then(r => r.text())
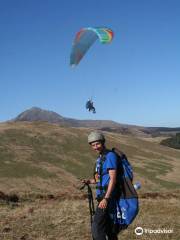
top-left (0, 121), bottom-right (180, 194)
top-left (0, 121), bottom-right (180, 239)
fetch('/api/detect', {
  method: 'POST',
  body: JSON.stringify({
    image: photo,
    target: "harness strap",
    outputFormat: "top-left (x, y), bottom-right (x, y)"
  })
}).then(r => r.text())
top-left (96, 185), bottom-right (108, 190)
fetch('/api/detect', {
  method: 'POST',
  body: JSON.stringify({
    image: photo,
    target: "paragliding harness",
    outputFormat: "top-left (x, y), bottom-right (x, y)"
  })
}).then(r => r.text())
top-left (86, 100), bottom-right (96, 114)
top-left (80, 183), bottom-right (95, 230)
top-left (96, 148), bottom-right (139, 232)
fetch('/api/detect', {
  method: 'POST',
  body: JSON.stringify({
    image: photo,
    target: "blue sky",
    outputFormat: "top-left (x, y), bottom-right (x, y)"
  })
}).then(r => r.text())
top-left (0, 0), bottom-right (180, 127)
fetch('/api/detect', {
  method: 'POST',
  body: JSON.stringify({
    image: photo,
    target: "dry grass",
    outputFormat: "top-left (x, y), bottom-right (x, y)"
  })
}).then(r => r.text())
top-left (0, 191), bottom-right (179, 240)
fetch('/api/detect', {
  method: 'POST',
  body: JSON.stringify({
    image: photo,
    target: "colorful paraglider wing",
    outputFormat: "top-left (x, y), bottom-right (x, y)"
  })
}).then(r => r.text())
top-left (70, 27), bottom-right (113, 67)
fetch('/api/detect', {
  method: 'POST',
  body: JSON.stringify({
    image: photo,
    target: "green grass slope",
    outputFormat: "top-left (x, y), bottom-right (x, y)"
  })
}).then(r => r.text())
top-left (0, 121), bottom-right (180, 195)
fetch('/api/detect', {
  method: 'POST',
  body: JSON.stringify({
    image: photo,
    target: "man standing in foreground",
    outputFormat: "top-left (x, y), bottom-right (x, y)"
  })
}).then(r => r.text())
top-left (83, 131), bottom-right (119, 240)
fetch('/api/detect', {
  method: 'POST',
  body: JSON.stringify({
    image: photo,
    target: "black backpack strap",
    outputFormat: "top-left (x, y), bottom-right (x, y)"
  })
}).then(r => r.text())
top-left (112, 147), bottom-right (127, 160)
top-left (99, 154), bottom-right (106, 187)
top-left (93, 161), bottom-right (96, 179)
top-left (112, 147), bottom-right (138, 199)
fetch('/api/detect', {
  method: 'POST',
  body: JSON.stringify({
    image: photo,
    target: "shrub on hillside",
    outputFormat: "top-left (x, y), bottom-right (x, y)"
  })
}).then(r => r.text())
top-left (160, 133), bottom-right (180, 149)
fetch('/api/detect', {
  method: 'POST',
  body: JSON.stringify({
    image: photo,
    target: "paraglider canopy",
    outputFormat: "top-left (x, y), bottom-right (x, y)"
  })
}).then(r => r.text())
top-left (70, 27), bottom-right (114, 67)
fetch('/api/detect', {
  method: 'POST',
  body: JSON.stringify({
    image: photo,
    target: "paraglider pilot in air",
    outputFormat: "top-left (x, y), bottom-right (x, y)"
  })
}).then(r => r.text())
top-left (86, 99), bottom-right (96, 114)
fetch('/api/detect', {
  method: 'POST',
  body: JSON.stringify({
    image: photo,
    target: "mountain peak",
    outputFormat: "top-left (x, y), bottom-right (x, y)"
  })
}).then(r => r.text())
top-left (14, 107), bottom-right (64, 123)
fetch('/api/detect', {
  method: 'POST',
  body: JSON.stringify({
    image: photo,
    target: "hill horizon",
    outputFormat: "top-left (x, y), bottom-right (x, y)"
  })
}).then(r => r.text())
top-left (4, 106), bottom-right (180, 138)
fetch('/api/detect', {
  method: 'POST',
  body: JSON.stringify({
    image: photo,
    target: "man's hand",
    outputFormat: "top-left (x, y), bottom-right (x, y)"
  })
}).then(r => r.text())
top-left (98, 198), bottom-right (108, 209)
top-left (81, 179), bottom-right (96, 184)
top-left (81, 179), bottom-right (91, 184)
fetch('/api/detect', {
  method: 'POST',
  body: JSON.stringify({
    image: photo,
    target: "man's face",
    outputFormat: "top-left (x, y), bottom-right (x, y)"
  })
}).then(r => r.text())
top-left (90, 141), bottom-right (104, 153)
